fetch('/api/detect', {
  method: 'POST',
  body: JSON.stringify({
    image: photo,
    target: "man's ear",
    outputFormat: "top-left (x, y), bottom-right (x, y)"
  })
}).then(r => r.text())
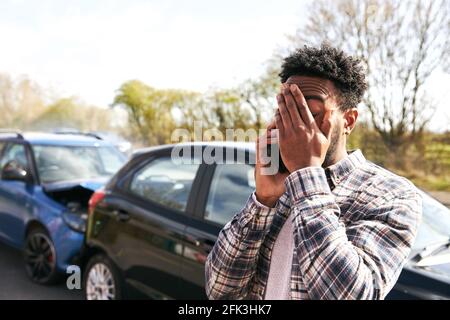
top-left (344, 108), bottom-right (358, 135)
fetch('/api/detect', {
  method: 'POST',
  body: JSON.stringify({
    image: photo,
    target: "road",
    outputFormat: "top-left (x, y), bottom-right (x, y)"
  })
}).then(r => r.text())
top-left (0, 241), bottom-right (83, 300)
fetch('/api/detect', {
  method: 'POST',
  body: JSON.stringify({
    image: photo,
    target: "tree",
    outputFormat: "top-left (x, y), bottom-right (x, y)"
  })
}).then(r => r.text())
top-left (202, 88), bottom-right (253, 133)
top-left (114, 80), bottom-right (267, 145)
top-left (31, 97), bottom-right (114, 132)
top-left (112, 80), bottom-right (155, 143)
top-left (289, 0), bottom-right (450, 167)
top-left (237, 62), bottom-right (280, 131)
top-left (0, 73), bottom-right (45, 128)
top-left (113, 80), bottom-right (202, 145)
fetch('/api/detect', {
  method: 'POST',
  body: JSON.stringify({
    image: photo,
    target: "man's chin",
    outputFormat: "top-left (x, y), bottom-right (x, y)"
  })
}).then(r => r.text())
top-left (322, 149), bottom-right (336, 168)
top-left (322, 160), bottom-right (331, 168)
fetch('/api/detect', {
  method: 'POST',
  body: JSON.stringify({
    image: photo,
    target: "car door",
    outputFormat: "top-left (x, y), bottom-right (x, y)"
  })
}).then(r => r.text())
top-left (180, 151), bottom-right (256, 299)
top-left (96, 148), bottom-right (203, 299)
top-left (0, 141), bottom-right (35, 247)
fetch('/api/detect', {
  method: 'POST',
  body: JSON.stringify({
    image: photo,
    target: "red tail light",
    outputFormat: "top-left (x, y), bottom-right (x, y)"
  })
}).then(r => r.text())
top-left (88, 189), bottom-right (105, 215)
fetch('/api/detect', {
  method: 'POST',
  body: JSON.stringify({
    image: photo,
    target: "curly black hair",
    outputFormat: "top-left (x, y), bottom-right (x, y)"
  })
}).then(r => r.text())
top-left (279, 43), bottom-right (367, 110)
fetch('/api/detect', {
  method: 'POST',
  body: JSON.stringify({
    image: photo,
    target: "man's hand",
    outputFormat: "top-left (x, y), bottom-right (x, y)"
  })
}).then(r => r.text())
top-left (275, 83), bottom-right (333, 172)
top-left (254, 121), bottom-right (289, 208)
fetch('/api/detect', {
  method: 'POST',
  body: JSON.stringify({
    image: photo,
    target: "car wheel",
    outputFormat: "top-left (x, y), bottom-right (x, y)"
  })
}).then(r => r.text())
top-left (84, 254), bottom-right (123, 300)
top-left (23, 227), bottom-right (61, 285)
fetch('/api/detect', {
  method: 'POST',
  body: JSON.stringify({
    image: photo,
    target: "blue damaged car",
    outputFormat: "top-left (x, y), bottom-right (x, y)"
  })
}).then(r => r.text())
top-left (0, 131), bottom-right (126, 284)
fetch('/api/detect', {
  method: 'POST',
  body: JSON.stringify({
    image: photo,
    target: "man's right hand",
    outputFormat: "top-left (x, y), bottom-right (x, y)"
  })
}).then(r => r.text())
top-left (254, 121), bottom-right (290, 208)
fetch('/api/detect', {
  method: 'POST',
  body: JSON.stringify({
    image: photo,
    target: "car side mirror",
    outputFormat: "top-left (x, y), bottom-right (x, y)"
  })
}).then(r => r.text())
top-left (1, 160), bottom-right (30, 183)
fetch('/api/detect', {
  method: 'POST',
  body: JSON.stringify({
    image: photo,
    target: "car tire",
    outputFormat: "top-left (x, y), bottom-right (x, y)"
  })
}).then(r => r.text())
top-left (23, 226), bottom-right (61, 285)
top-left (83, 253), bottom-right (123, 300)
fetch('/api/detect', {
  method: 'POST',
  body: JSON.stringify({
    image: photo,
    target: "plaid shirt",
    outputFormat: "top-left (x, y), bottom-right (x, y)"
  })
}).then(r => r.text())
top-left (205, 150), bottom-right (422, 300)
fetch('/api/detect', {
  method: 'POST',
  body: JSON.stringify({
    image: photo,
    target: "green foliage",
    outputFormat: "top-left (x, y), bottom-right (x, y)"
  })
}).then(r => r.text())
top-left (32, 98), bottom-right (83, 129)
top-left (348, 124), bottom-right (450, 191)
top-left (31, 97), bottom-right (113, 132)
top-left (113, 79), bottom-right (270, 144)
top-left (113, 80), bottom-right (202, 145)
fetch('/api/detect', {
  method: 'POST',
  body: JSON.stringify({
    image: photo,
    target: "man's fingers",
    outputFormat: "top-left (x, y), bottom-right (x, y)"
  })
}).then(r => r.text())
top-left (267, 129), bottom-right (278, 140)
top-left (267, 118), bottom-right (276, 131)
top-left (256, 131), bottom-right (279, 168)
top-left (274, 108), bottom-right (285, 138)
top-left (266, 118), bottom-right (277, 144)
top-left (321, 109), bottom-right (334, 141)
top-left (256, 133), bottom-right (267, 166)
top-left (256, 132), bottom-right (267, 152)
top-left (276, 93), bottom-right (292, 130)
top-left (282, 85), bottom-right (303, 128)
top-left (257, 132), bottom-right (278, 150)
top-left (289, 84), bottom-right (315, 127)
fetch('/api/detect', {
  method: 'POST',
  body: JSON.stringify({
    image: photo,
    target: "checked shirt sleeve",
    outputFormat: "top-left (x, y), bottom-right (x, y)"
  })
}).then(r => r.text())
top-left (286, 167), bottom-right (422, 300)
top-left (205, 193), bottom-right (277, 300)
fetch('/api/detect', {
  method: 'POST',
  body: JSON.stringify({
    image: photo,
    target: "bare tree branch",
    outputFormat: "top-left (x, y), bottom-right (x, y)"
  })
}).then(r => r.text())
top-left (290, 0), bottom-right (449, 152)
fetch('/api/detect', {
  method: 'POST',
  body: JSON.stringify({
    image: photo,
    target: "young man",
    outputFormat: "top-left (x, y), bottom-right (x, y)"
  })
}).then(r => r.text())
top-left (205, 44), bottom-right (422, 300)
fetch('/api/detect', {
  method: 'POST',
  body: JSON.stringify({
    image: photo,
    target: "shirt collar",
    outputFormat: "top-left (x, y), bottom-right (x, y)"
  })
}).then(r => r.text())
top-left (325, 149), bottom-right (366, 188)
top-left (277, 149), bottom-right (366, 213)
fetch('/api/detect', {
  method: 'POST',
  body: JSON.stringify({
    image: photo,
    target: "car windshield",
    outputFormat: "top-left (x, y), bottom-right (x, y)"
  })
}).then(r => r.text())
top-left (33, 144), bottom-right (126, 183)
top-left (412, 192), bottom-right (450, 251)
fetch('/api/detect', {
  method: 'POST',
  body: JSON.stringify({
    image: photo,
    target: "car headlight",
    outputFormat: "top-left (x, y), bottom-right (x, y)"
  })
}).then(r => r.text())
top-left (62, 212), bottom-right (87, 233)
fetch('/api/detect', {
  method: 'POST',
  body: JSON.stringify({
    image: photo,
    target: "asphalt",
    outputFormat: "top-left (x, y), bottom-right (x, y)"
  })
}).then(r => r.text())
top-left (0, 241), bottom-right (83, 300)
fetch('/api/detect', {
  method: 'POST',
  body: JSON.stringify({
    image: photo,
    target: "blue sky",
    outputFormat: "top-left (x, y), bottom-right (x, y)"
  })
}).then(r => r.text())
top-left (0, 0), bottom-right (448, 130)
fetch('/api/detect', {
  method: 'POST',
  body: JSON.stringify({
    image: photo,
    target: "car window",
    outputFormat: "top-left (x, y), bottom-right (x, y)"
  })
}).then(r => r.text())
top-left (33, 145), bottom-right (126, 183)
top-left (205, 163), bottom-right (255, 226)
top-left (96, 146), bottom-right (126, 174)
top-left (0, 143), bottom-right (28, 173)
top-left (129, 156), bottom-right (200, 212)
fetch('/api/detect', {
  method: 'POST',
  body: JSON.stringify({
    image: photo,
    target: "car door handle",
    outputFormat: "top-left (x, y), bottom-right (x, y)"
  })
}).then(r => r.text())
top-left (112, 209), bottom-right (130, 222)
top-left (187, 237), bottom-right (215, 252)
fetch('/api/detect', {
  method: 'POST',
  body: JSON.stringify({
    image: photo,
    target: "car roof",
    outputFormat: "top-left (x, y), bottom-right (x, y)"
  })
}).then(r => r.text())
top-left (132, 141), bottom-right (256, 157)
top-left (0, 132), bottom-right (113, 147)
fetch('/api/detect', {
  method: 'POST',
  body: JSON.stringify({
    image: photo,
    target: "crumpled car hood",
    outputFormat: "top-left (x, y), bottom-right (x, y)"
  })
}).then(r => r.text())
top-left (43, 177), bottom-right (108, 210)
top-left (43, 177), bottom-right (108, 193)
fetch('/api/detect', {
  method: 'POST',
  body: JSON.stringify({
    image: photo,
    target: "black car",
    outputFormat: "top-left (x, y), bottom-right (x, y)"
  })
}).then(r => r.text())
top-left (83, 142), bottom-right (450, 300)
